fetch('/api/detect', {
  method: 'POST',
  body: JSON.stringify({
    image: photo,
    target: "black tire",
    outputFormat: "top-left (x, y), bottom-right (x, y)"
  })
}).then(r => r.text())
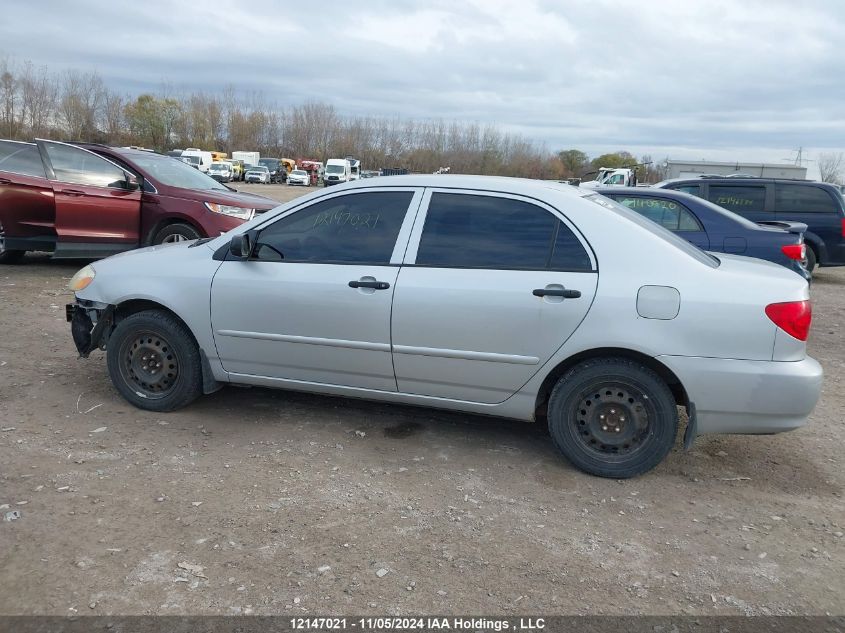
top-left (106, 310), bottom-right (202, 412)
top-left (803, 245), bottom-right (817, 274)
top-left (547, 357), bottom-right (678, 478)
top-left (153, 223), bottom-right (201, 245)
top-left (0, 225), bottom-right (25, 264)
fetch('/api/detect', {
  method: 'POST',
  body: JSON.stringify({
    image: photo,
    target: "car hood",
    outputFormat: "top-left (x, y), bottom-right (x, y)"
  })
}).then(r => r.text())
top-left (199, 188), bottom-right (277, 210)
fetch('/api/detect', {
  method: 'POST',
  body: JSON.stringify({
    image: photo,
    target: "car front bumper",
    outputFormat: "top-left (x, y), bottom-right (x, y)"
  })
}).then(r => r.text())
top-left (66, 300), bottom-right (113, 357)
top-left (657, 354), bottom-right (823, 435)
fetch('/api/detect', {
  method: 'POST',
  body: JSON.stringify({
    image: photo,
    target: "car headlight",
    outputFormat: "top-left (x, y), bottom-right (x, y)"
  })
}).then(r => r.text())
top-left (204, 202), bottom-right (255, 220)
top-left (68, 265), bottom-right (96, 292)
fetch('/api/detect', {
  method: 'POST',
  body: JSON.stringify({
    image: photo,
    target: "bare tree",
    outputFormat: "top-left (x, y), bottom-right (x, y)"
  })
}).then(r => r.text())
top-left (18, 61), bottom-right (56, 138)
top-left (58, 71), bottom-right (105, 140)
top-left (0, 58), bottom-right (19, 138)
top-left (818, 152), bottom-right (844, 184)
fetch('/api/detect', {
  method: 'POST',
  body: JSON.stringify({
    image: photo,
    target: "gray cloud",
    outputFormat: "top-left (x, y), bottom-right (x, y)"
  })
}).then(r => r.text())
top-left (3, 0), bottom-right (844, 174)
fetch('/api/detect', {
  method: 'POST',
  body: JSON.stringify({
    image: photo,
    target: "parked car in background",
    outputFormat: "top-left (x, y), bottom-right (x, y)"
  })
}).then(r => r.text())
top-left (0, 139), bottom-right (277, 262)
top-left (286, 169), bottom-right (310, 186)
top-left (655, 177), bottom-right (845, 272)
top-left (208, 162), bottom-right (234, 183)
top-left (180, 148), bottom-right (213, 173)
top-left (258, 158), bottom-right (286, 183)
top-left (324, 158), bottom-right (351, 186)
top-left (224, 159), bottom-right (244, 181)
top-left (66, 175), bottom-right (821, 479)
top-left (244, 165), bottom-right (271, 184)
top-left (596, 188), bottom-right (809, 279)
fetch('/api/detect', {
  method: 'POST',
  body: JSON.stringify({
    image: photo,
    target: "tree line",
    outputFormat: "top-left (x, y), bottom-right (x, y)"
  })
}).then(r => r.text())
top-left (1, 56), bottom-right (666, 180)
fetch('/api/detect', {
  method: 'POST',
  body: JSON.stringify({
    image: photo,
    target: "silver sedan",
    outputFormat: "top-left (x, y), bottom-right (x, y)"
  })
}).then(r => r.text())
top-left (66, 176), bottom-right (823, 478)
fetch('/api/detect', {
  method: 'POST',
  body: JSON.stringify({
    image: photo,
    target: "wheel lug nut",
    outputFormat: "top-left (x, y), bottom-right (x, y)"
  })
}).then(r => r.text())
top-left (599, 414), bottom-right (605, 420)
top-left (615, 427), bottom-right (621, 432)
top-left (620, 416), bottom-right (625, 422)
top-left (610, 409), bottom-right (616, 414)
top-left (602, 425), bottom-right (608, 431)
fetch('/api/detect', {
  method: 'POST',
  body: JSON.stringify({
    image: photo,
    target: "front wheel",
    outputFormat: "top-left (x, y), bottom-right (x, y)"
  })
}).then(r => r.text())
top-left (153, 223), bottom-right (201, 245)
top-left (106, 310), bottom-right (203, 411)
top-left (547, 357), bottom-right (678, 478)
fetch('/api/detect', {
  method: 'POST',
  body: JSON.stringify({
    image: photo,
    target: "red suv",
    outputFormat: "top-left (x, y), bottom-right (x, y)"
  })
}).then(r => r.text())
top-left (0, 139), bottom-right (278, 263)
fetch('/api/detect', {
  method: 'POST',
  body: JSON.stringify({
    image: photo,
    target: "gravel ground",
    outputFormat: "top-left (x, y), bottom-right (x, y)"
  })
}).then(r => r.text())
top-left (0, 191), bottom-right (842, 615)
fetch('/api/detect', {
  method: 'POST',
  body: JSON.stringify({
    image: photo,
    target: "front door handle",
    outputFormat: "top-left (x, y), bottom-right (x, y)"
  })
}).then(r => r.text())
top-left (60, 189), bottom-right (86, 197)
top-left (349, 280), bottom-right (390, 290)
top-left (533, 288), bottom-right (581, 298)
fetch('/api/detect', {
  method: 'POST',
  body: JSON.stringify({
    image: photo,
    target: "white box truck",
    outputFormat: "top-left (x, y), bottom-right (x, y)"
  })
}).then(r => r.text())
top-left (232, 151), bottom-right (260, 170)
top-left (181, 148), bottom-right (213, 173)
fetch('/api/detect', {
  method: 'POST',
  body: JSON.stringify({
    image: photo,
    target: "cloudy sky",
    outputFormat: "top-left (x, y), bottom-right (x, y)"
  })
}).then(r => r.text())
top-left (3, 0), bottom-right (844, 175)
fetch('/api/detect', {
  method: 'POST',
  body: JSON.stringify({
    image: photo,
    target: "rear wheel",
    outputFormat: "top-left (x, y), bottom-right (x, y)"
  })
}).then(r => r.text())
top-left (153, 223), bottom-right (201, 245)
top-left (106, 310), bottom-right (202, 411)
top-left (0, 224), bottom-right (25, 264)
top-left (547, 357), bottom-right (678, 478)
top-left (802, 245), bottom-right (817, 273)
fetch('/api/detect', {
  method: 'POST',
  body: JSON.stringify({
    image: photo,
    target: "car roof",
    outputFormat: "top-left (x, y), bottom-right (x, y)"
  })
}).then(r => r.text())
top-left (657, 176), bottom-right (833, 188)
top-left (595, 186), bottom-right (700, 200)
top-left (336, 174), bottom-right (594, 199)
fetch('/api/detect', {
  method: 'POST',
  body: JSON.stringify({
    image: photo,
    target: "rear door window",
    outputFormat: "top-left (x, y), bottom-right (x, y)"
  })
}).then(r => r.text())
top-left (415, 192), bottom-right (592, 271)
top-left (613, 196), bottom-right (703, 231)
top-left (774, 184), bottom-right (838, 214)
top-left (708, 185), bottom-right (766, 215)
top-left (0, 141), bottom-right (45, 178)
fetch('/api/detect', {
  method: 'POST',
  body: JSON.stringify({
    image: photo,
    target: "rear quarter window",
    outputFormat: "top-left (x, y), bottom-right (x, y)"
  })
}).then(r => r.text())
top-left (774, 184), bottom-right (839, 214)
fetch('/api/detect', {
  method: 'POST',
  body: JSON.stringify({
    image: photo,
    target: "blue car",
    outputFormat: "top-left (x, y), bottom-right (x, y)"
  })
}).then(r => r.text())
top-left (596, 188), bottom-right (809, 279)
top-left (654, 177), bottom-right (845, 272)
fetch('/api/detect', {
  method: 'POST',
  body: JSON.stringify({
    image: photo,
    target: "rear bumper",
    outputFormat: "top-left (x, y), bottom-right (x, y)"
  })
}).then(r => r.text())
top-left (656, 355), bottom-right (823, 434)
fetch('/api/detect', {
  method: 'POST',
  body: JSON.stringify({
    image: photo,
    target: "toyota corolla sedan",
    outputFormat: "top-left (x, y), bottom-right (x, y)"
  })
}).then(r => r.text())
top-left (66, 176), bottom-right (823, 478)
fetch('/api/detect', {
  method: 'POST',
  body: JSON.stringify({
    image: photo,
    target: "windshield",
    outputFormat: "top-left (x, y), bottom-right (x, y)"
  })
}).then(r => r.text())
top-left (326, 164), bottom-right (345, 174)
top-left (259, 159), bottom-right (278, 168)
top-left (209, 163), bottom-right (228, 171)
top-left (291, 170), bottom-right (307, 176)
top-left (126, 153), bottom-right (229, 191)
top-left (248, 166), bottom-right (268, 172)
top-left (585, 194), bottom-right (719, 267)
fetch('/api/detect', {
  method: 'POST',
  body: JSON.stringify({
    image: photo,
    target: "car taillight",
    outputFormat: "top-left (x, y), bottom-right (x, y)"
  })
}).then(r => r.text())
top-left (765, 300), bottom-right (812, 341)
top-left (781, 243), bottom-right (805, 260)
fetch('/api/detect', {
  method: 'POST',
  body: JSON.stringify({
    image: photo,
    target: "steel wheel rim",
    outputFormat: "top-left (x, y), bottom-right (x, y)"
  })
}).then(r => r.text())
top-left (162, 233), bottom-right (189, 243)
top-left (570, 381), bottom-right (652, 458)
top-left (0, 223), bottom-right (6, 254)
top-left (118, 330), bottom-right (179, 400)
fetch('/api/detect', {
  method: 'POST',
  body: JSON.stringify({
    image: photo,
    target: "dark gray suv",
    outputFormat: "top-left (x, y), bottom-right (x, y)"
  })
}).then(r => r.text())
top-left (655, 177), bottom-right (845, 271)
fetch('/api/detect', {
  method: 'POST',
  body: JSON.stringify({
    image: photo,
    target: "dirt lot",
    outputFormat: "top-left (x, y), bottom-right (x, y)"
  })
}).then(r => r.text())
top-left (0, 187), bottom-right (843, 616)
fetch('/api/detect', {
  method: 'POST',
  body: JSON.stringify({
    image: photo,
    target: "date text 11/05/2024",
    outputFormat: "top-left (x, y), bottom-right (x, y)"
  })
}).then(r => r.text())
top-left (290, 617), bottom-right (546, 631)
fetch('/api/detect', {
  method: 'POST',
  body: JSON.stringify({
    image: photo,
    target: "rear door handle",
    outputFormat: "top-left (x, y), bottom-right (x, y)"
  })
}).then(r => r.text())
top-left (60, 189), bottom-right (86, 197)
top-left (0, 178), bottom-right (11, 186)
top-left (349, 280), bottom-right (390, 290)
top-left (533, 288), bottom-right (581, 298)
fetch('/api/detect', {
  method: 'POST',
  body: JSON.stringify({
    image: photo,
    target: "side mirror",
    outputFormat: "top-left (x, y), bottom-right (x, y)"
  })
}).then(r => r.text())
top-left (126, 173), bottom-right (141, 191)
top-left (229, 232), bottom-right (253, 259)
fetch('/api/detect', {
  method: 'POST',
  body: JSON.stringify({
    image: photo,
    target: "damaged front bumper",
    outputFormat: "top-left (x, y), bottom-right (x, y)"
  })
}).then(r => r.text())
top-left (66, 300), bottom-right (114, 358)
